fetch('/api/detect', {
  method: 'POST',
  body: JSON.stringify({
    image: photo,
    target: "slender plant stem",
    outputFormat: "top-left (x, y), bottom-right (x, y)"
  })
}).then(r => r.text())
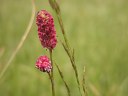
top-left (49, 49), bottom-right (55, 96)
top-left (55, 63), bottom-right (71, 96)
top-left (48, 72), bottom-right (55, 96)
top-left (0, 0), bottom-right (36, 80)
top-left (70, 56), bottom-right (82, 96)
top-left (48, 0), bottom-right (83, 96)
top-left (56, 13), bottom-right (70, 50)
top-left (82, 66), bottom-right (87, 96)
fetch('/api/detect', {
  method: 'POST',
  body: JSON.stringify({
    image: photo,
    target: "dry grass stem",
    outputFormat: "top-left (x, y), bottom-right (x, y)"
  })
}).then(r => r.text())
top-left (0, 0), bottom-right (36, 80)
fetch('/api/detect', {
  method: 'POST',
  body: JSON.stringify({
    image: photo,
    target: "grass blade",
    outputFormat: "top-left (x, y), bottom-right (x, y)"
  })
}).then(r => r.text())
top-left (55, 63), bottom-right (71, 96)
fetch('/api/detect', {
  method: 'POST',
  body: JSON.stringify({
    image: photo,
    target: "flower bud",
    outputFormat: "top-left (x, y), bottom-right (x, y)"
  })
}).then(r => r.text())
top-left (36, 55), bottom-right (52, 73)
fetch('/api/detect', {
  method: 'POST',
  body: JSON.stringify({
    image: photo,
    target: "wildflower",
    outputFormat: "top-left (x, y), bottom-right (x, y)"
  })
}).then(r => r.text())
top-left (36, 10), bottom-right (57, 50)
top-left (36, 55), bottom-right (52, 73)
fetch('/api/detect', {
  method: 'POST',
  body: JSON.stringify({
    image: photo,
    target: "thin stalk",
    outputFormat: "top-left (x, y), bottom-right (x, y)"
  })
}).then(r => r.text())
top-left (0, 0), bottom-right (35, 80)
top-left (55, 63), bottom-right (71, 96)
top-left (56, 13), bottom-right (70, 51)
top-left (58, 14), bottom-right (83, 96)
top-left (48, 0), bottom-right (70, 50)
top-left (49, 49), bottom-right (55, 96)
top-left (48, 72), bottom-right (55, 96)
top-left (82, 66), bottom-right (87, 96)
top-left (48, 0), bottom-right (83, 96)
top-left (70, 55), bottom-right (82, 96)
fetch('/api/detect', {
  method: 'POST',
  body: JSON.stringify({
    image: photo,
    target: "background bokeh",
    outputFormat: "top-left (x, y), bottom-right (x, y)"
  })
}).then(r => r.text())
top-left (0, 0), bottom-right (128, 96)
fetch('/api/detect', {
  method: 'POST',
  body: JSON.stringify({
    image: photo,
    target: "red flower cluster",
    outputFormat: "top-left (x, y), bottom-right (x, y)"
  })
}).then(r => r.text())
top-left (36, 10), bottom-right (57, 50)
top-left (36, 56), bottom-right (52, 73)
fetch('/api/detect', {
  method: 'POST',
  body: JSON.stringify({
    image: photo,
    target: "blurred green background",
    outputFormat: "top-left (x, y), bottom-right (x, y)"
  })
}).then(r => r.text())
top-left (0, 0), bottom-right (128, 96)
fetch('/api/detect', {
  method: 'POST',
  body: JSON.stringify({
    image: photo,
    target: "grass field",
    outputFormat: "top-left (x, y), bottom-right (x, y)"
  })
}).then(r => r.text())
top-left (0, 0), bottom-right (128, 96)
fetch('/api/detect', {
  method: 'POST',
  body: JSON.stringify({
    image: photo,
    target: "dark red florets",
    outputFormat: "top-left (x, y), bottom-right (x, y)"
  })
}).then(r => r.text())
top-left (36, 10), bottom-right (57, 50)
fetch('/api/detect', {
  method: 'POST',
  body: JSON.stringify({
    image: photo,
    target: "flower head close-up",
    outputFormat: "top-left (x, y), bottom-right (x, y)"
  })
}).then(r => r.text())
top-left (36, 55), bottom-right (52, 73)
top-left (36, 10), bottom-right (57, 50)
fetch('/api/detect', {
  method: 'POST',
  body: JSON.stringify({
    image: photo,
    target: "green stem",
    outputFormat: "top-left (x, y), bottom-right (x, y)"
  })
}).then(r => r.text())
top-left (48, 0), bottom-right (83, 96)
top-left (56, 13), bottom-right (70, 50)
top-left (49, 49), bottom-right (55, 96)
top-left (48, 72), bottom-right (55, 96)
top-left (55, 63), bottom-right (71, 96)
top-left (82, 66), bottom-right (87, 96)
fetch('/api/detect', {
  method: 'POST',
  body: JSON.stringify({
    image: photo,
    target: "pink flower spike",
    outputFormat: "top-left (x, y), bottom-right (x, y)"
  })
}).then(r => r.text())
top-left (36, 56), bottom-right (52, 73)
top-left (36, 10), bottom-right (57, 50)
